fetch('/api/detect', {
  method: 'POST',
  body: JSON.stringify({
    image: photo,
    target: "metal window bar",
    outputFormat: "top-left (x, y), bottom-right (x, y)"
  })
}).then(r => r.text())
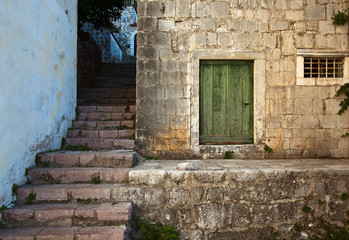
top-left (304, 57), bottom-right (344, 78)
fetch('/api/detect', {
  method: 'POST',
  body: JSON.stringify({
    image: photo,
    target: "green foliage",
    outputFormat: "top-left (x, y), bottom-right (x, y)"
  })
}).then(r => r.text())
top-left (35, 154), bottom-right (41, 165)
top-left (116, 125), bottom-right (127, 130)
top-left (66, 143), bottom-right (91, 151)
top-left (12, 184), bottom-right (19, 196)
top-left (35, 154), bottom-right (49, 167)
top-left (335, 83), bottom-right (349, 138)
top-left (138, 217), bottom-right (180, 240)
top-left (318, 199), bottom-right (326, 205)
top-left (116, 222), bottom-right (121, 227)
top-left (25, 193), bottom-right (36, 205)
top-left (224, 150), bottom-right (234, 159)
top-left (264, 144), bottom-right (273, 153)
top-left (25, 168), bottom-right (29, 177)
top-left (0, 221), bottom-right (8, 229)
top-left (92, 176), bottom-right (102, 184)
top-left (292, 222), bottom-right (303, 232)
top-left (335, 83), bottom-right (349, 115)
top-left (75, 107), bottom-right (80, 117)
top-left (0, 205), bottom-right (6, 211)
top-left (85, 198), bottom-right (92, 203)
top-left (79, 130), bottom-right (82, 136)
top-left (302, 205), bottom-right (312, 213)
top-left (61, 137), bottom-right (66, 148)
top-left (341, 192), bottom-right (349, 201)
top-left (125, 105), bottom-right (131, 113)
top-left (146, 155), bottom-right (159, 160)
top-left (332, 10), bottom-right (349, 25)
top-left (78, 0), bottom-right (124, 32)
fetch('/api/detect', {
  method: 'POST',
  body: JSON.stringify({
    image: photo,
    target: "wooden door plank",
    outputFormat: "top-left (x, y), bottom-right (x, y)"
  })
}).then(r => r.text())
top-left (242, 63), bottom-right (254, 138)
top-left (228, 65), bottom-right (243, 136)
top-left (212, 64), bottom-right (227, 136)
top-left (200, 63), bottom-right (213, 137)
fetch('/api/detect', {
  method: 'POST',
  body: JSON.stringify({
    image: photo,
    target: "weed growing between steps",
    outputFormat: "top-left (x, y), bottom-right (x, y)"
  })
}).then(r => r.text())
top-left (66, 143), bottom-right (91, 151)
top-left (146, 155), bottom-right (159, 160)
top-left (267, 193), bottom-right (349, 240)
top-left (138, 217), bottom-right (180, 240)
top-left (11, 184), bottom-right (19, 197)
top-left (224, 150), bottom-right (234, 159)
top-left (116, 125), bottom-right (127, 130)
top-left (35, 154), bottom-right (49, 167)
top-left (91, 176), bottom-right (102, 184)
top-left (25, 193), bottom-right (36, 205)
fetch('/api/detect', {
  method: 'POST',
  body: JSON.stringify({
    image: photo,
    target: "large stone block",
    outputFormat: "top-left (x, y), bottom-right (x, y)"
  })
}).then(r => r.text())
top-left (147, 1), bottom-right (164, 17)
top-left (176, 0), bottom-right (190, 17)
top-left (194, 203), bottom-right (230, 229)
top-left (210, 2), bottom-right (229, 18)
top-left (306, 5), bottom-right (325, 20)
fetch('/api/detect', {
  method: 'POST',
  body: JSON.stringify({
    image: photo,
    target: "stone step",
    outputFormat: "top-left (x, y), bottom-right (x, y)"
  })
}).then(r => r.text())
top-left (77, 105), bottom-right (136, 113)
top-left (77, 98), bottom-right (136, 106)
top-left (2, 202), bottom-right (132, 228)
top-left (78, 88), bottom-right (135, 94)
top-left (67, 129), bottom-right (135, 139)
top-left (16, 184), bottom-right (125, 204)
top-left (27, 167), bottom-right (130, 184)
top-left (0, 226), bottom-right (125, 239)
top-left (72, 120), bottom-right (135, 130)
top-left (64, 138), bottom-right (134, 150)
top-left (76, 112), bottom-right (135, 121)
top-left (78, 91), bottom-right (135, 99)
top-left (38, 150), bottom-right (135, 168)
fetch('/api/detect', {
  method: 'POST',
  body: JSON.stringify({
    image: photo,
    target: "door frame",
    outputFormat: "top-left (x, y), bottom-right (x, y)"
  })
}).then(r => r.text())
top-left (191, 50), bottom-right (266, 157)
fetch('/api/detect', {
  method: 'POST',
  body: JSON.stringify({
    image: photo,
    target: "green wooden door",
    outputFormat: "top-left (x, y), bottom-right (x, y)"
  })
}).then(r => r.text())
top-left (199, 60), bottom-right (254, 144)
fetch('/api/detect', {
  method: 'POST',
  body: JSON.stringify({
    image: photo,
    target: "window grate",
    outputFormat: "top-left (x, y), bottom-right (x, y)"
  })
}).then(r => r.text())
top-left (304, 57), bottom-right (344, 78)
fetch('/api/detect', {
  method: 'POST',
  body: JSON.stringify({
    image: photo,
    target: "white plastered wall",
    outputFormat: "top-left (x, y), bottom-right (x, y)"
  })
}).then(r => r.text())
top-left (0, 0), bottom-right (77, 205)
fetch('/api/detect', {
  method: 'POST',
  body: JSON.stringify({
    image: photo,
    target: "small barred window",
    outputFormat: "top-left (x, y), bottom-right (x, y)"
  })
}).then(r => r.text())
top-left (304, 57), bottom-right (344, 78)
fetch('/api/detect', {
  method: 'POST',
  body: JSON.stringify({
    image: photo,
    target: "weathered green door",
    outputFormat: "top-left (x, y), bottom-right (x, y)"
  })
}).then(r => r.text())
top-left (199, 60), bottom-right (254, 144)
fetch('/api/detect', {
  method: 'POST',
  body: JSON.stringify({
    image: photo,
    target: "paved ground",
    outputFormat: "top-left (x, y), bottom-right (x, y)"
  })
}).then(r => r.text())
top-left (134, 158), bottom-right (349, 172)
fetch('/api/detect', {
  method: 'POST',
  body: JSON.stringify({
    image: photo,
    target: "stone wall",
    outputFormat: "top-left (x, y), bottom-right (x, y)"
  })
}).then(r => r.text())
top-left (0, 0), bottom-right (77, 206)
top-left (114, 6), bottom-right (138, 56)
top-left (136, 0), bottom-right (349, 159)
top-left (83, 23), bottom-right (123, 63)
top-left (115, 162), bottom-right (349, 239)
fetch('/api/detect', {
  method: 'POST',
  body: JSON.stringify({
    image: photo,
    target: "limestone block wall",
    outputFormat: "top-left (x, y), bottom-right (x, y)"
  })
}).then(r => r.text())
top-left (0, 0), bottom-right (77, 206)
top-left (116, 168), bottom-right (349, 239)
top-left (136, 0), bottom-right (349, 159)
top-left (83, 23), bottom-right (123, 63)
top-left (114, 6), bottom-right (138, 56)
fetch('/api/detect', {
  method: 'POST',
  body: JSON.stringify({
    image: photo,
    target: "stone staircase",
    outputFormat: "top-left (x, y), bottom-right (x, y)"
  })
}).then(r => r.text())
top-left (94, 63), bottom-right (136, 89)
top-left (0, 64), bottom-right (137, 239)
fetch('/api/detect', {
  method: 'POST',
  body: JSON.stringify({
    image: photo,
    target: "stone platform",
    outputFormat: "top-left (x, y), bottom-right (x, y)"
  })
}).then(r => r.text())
top-left (124, 158), bottom-right (349, 240)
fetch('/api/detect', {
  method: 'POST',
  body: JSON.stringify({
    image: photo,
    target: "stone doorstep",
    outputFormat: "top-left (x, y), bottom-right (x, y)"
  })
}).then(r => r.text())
top-left (16, 183), bottom-right (126, 203)
top-left (0, 226), bottom-right (125, 240)
top-left (27, 167), bottom-right (130, 184)
top-left (67, 129), bottom-right (135, 138)
top-left (38, 150), bottom-right (134, 168)
top-left (2, 202), bottom-right (132, 227)
top-left (64, 138), bottom-right (135, 150)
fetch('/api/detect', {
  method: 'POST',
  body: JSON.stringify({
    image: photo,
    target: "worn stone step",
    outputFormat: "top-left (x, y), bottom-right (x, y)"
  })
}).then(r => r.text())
top-left (78, 91), bottom-right (135, 99)
top-left (77, 98), bottom-right (135, 106)
top-left (2, 202), bottom-right (132, 227)
top-left (72, 120), bottom-right (135, 129)
top-left (67, 129), bottom-right (135, 139)
top-left (78, 88), bottom-right (135, 94)
top-left (38, 150), bottom-right (135, 168)
top-left (77, 105), bottom-right (136, 113)
top-left (64, 138), bottom-right (134, 150)
top-left (27, 167), bottom-right (130, 184)
top-left (76, 112), bottom-right (135, 121)
top-left (0, 226), bottom-right (125, 239)
top-left (16, 184), bottom-right (125, 204)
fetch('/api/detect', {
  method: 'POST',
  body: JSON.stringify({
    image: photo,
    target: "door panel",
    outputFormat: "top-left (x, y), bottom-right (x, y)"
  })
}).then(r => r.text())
top-left (199, 60), bottom-right (254, 144)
